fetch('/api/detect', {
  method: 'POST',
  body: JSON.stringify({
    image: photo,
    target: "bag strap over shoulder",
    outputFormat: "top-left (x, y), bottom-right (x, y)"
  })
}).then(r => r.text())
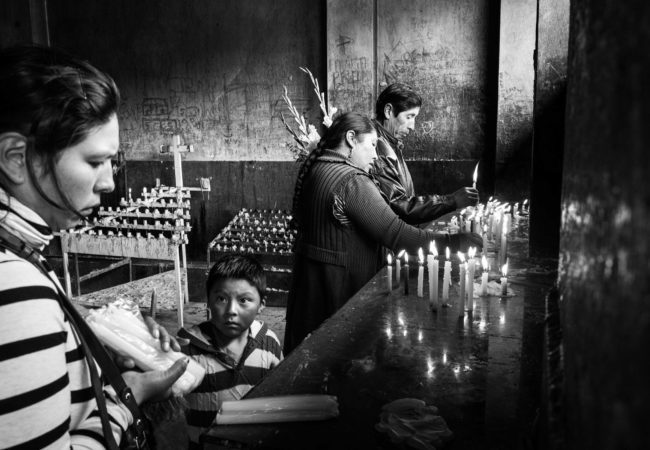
top-left (0, 229), bottom-right (149, 450)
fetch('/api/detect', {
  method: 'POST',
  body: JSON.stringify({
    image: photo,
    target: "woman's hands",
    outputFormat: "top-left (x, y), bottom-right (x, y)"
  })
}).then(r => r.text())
top-left (114, 316), bottom-right (192, 404)
top-left (122, 358), bottom-right (189, 404)
top-left (113, 315), bottom-right (185, 369)
top-left (450, 232), bottom-right (483, 253)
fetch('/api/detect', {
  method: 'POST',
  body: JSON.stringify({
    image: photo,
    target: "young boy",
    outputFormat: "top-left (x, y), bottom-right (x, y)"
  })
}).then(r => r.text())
top-left (178, 254), bottom-right (283, 448)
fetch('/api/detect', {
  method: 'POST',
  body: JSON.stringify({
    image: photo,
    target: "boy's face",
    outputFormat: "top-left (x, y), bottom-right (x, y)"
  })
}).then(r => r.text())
top-left (208, 278), bottom-right (264, 339)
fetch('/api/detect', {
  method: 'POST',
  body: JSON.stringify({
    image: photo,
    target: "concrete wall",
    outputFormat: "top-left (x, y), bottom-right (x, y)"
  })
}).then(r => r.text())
top-left (560, 1), bottom-right (650, 448)
top-left (1, 0), bottom-right (545, 260)
top-left (529, 0), bottom-right (570, 258)
top-left (495, 0), bottom-right (537, 200)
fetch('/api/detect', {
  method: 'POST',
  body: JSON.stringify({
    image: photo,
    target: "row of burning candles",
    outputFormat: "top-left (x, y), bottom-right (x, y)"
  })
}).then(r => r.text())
top-left (386, 243), bottom-right (509, 315)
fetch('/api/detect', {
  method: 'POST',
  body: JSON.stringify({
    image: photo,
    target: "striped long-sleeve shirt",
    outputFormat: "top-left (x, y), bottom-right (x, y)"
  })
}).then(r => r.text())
top-left (0, 192), bottom-right (132, 449)
top-left (178, 320), bottom-right (283, 448)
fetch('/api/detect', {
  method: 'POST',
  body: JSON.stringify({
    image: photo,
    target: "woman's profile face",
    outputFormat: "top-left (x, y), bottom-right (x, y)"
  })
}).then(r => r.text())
top-left (35, 114), bottom-right (118, 230)
top-left (350, 131), bottom-right (378, 172)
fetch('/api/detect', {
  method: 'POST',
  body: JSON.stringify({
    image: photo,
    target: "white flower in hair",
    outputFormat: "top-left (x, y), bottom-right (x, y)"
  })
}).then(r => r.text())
top-left (281, 67), bottom-right (338, 161)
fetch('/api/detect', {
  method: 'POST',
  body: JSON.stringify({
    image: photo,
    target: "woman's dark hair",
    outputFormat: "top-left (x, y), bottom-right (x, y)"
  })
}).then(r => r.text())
top-left (291, 112), bottom-right (375, 227)
top-left (206, 253), bottom-right (267, 299)
top-left (375, 83), bottom-right (422, 121)
top-left (0, 44), bottom-right (120, 215)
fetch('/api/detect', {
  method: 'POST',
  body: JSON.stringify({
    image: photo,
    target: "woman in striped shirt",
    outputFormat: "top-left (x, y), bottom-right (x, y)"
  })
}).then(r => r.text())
top-left (0, 45), bottom-right (187, 449)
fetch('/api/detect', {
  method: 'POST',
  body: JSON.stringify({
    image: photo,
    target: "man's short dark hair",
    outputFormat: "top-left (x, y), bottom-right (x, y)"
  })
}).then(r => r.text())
top-left (206, 254), bottom-right (267, 299)
top-left (375, 83), bottom-right (423, 121)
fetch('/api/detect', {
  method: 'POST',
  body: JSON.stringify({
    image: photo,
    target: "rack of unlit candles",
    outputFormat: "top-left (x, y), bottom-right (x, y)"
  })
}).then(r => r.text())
top-left (209, 209), bottom-right (297, 255)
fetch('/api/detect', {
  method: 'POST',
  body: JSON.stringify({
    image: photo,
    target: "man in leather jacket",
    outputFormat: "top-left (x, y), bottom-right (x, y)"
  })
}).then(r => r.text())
top-left (371, 83), bottom-right (479, 225)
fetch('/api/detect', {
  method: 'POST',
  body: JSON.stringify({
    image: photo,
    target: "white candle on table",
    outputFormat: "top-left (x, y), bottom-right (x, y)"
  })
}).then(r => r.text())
top-left (500, 261), bottom-right (509, 296)
top-left (458, 252), bottom-right (466, 316)
top-left (428, 242), bottom-right (439, 311)
top-left (442, 247), bottom-right (452, 303)
top-left (500, 214), bottom-right (510, 268)
top-left (480, 255), bottom-right (489, 296)
top-left (386, 254), bottom-right (393, 293)
top-left (472, 162), bottom-right (479, 189)
top-left (417, 248), bottom-right (424, 298)
top-left (403, 252), bottom-right (410, 296)
top-left (467, 247), bottom-right (476, 312)
top-left (396, 249), bottom-right (404, 284)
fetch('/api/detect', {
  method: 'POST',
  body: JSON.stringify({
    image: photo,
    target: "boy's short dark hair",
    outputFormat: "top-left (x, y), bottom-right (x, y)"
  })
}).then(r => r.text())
top-left (375, 82), bottom-right (423, 121)
top-left (206, 254), bottom-right (267, 299)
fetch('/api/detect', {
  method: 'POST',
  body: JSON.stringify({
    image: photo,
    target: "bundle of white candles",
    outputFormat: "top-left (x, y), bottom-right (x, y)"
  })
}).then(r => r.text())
top-left (86, 299), bottom-right (205, 396)
top-left (215, 395), bottom-right (339, 424)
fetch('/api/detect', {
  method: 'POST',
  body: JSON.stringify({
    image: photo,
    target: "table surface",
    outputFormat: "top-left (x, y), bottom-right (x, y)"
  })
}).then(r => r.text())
top-left (202, 230), bottom-right (556, 449)
top-left (73, 269), bottom-right (186, 311)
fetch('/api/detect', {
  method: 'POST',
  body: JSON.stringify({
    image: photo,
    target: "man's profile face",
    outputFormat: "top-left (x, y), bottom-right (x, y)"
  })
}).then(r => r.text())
top-left (385, 106), bottom-right (420, 139)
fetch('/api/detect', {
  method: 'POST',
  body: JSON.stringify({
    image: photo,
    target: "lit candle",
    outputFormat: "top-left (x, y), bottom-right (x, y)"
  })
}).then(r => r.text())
top-left (466, 247), bottom-right (476, 312)
top-left (403, 252), bottom-right (410, 296)
top-left (458, 252), bottom-right (466, 317)
top-left (396, 249), bottom-right (404, 284)
top-left (500, 213), bottom-right (510, 268)
top-left (465, 213), bottom-right (472, 232)
top-left (472, 161), bottom-right (479, 189)
top-left (417, 248), bottom-right (424, 298)
top-left (500, 260), bottom-right (509, 296)
top-left (428, 242), bottom-right (439, 311)
top-left (480, 255), bottom-right (489, 296)
top-left (442, 247), bottom-right (452, 303)
top-left (386, 254), bottom-right (393, 293)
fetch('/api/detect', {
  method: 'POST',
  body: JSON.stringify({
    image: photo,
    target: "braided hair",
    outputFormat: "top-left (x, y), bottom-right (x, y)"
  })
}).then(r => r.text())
top-left (291, 112), bottom-right (375, 228)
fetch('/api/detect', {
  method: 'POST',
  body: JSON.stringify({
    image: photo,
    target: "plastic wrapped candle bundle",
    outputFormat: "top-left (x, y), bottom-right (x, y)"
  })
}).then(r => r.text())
top-left (215, 394), bottom-right (339, 425)
top-left (86, 298), bottom-right (205, 396)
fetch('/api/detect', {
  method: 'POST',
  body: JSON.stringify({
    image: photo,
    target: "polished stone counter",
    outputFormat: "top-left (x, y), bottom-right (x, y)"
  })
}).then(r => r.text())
top-left (202, 237), bottom-right (556, 449)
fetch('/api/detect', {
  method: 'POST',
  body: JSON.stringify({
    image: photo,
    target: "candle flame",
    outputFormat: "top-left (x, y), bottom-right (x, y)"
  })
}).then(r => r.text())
top-left (445, 246), bottom-right (450, 260)
top-left (472, 162), bottom-right (479, 183)
top-left (482, 255), bottom-right (489, 270)
top-left (387, 254), bottom-right (392, 264)
top-left (418, 247), bottom-right (424, 263)
top-left (458, 252), bottom-right (466, 263)
top-left (468, 246), bottom-right (476, 258)
top-left (397, 249), bottom-right (405, 258)
top-left (483, 224), bottom-right (488, 233)
top-left (502, 261), bottom-right (509, 276)
top-left (404, 252), bottom-right (409, 263)
top-left (429, 241), bottom-right (437, 255)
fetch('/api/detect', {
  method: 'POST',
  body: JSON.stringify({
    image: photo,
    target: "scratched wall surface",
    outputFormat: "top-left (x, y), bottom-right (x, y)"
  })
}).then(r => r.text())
top-left (529, 0), bottom-right (569, 257)
top-left (46, 0), bottom-right (325, 161)
top-left (327, 0), bottom-right (375, 116)
top-left (377, 0), bottom-right (490, 160)
top-left (560, 1), bottom-right (650, 448)
top-left (495, 0), bottom-right (536, 200)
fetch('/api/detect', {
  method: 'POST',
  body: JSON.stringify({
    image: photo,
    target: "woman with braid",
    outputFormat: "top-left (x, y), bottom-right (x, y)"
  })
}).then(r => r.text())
top-left (283, 112), bottom-right (482, 353)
